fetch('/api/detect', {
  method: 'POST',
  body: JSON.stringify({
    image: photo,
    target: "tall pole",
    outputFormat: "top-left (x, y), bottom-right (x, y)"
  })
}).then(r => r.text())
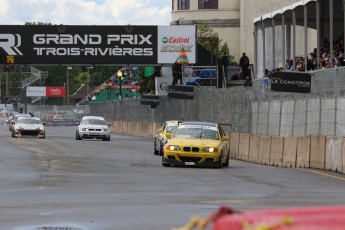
top-left (66, 66), bottom-right (72, 105)
top-left (86, 66), bottom-right (93, 98)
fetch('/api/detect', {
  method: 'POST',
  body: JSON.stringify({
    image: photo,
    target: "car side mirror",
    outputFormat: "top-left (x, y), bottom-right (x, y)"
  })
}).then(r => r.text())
top-left (222, 136), bottom-right (229, 141)
top-left (157, 129), bottom-right (163, 134)
top-left (76, 122), bottom-right (80, 126)
top-left (165, 133), bottom-right (172, 139)
top-left (42, 122), bottom-right (47, 126)
top-left (108, 124), bottom-right (111, 126)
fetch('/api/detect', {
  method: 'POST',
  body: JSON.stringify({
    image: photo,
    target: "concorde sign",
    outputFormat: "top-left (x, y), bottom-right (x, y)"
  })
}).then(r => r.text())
top-left (0, 25), bottom-right (196, 65)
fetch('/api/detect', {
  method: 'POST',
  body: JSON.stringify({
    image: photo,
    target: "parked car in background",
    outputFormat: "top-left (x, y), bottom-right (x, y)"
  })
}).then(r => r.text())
top-left (162, 121), bottom-right (230, 168)
top-left (8, 114), bottom-right (31, 131)
top-left (76, 116), bottom-right (111, 141)
top-left (11, 117), bottom-right (46, 138)
top-left (154, 120), bottom-right (181, 156)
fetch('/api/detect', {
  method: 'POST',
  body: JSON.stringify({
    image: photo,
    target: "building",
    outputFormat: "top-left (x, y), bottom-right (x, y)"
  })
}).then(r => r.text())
top-left (171, 0), bottom-right (300, 67)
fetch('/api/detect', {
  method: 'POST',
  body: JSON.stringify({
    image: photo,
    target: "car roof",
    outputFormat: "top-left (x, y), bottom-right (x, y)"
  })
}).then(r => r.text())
top-left (179, 121), bottom-right (217, 127)
top-left (81, 116), bottom-right (105, 120)
top-left (166, 120), bottom-right (180, 124)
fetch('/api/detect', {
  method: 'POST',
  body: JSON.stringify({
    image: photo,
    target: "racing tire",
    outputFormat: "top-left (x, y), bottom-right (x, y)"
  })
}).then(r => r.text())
top-left (76, 131), bottom-right (82, 140)
top-left (11, 130), bottom-right (16, 138)
top-left (223, 153), bottom-right (229, 167)
top-left (162, 162), bottom-right (171, 167)
top-left (154, 143), bottom-right (159, 155)
top-left (102, 136), bottom-right (110, 141)
top-left (215, 152), bottom-right (223, 168)
top-left (159, 146), bottom-right (164, 156)
top-left (41, 132), bottom-right (46, 139)
top-left (162, 156), bottom-right (171, 167)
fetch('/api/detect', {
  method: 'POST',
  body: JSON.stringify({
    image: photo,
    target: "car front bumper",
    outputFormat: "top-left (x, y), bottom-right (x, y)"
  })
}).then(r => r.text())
top-left (162, 151), bottom-right (221, 167)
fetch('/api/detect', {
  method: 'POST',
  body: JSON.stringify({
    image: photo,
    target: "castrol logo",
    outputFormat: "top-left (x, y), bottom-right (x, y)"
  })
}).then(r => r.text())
top-left (162, 36), bottom-right (191, 44)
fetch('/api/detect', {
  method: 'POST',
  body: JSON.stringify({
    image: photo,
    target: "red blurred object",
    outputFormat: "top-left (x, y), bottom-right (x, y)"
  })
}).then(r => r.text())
top-left (213, 206), bottom-right (345, 230)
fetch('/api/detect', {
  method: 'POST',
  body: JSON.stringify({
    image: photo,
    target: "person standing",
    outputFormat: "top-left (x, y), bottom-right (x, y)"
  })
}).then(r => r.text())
top-left (221, 53), bottom-right (229, 79)
top-left (239, 52), bottom-right (250, 78)
top-left (172, 60), bottom-right (182, 86)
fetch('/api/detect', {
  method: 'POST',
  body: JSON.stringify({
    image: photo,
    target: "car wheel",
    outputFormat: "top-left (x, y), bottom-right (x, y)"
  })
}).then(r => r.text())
top-left (215, 152), bottom-right (223, 168)
top-left (162, 163), bottom-right (171, 167)
top-left (41, 132), bottom-right (46, 139)
top-left (103, 136), bottom-right (110, 141)
top-left (11, 130), bottom-right (16, 138)
top-left (223, 153), bottom-right (229, 167)
top-left (159, 146), bottom-right (164, 156)
top-left (76, 131), bottom-right (82, 140)
top-left (162, 156), bottom-right (171, 167)
top-left (154, 142), bottom-right (159, 155)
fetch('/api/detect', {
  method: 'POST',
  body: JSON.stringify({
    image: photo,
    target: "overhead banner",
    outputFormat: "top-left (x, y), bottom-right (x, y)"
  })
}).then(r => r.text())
top-left (0, 25), bottom-right (196, 65)
top-left (26, 86), bottom-right (65, 97)
top-left (271, 72), bottom-right (311, 93)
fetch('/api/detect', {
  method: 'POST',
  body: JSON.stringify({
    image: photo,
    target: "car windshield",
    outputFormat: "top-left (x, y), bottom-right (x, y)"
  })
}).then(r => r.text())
top-left (81, 119), bottom-right (107, 125)
top-left (173, 125), bottom-right (219, 140)
top-left (166, 125), bottom-right (177, 133)
top-left (17, 119), bottom-right (41, 124)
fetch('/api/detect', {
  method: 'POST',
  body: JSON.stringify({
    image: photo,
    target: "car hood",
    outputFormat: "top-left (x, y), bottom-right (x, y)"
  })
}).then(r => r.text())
top-left (14, 124), bottom-right (43, 130)
top-left (168, 138), bottom-right (221, 148)
top-left (79, 124), bottom-right (108, 129)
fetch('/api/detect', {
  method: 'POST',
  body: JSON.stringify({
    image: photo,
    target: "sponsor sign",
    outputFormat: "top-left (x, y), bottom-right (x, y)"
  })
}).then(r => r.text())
top-left (167, 85), bottom-right (194, 100)
top-left (46, 87), bottom-right (65, 97)
top-left (158, 26), bottom-right (196, 64)
top-left (26, 86), bottom-right (65, 97)
top-left (140, 95), bottom-right (160, 106)
top-left (26, 87), bottom-right (46, 97)
top-left (271, 72), bottom-right (311, 93)
top-left (0, 25), bottom-right (196, 65)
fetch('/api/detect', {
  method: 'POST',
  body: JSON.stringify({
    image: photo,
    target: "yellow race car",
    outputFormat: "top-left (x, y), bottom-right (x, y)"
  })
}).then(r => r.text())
top-left (162, 121), bottom-right (230, 168)
top-left (154, 120), bottom-right (181, 156)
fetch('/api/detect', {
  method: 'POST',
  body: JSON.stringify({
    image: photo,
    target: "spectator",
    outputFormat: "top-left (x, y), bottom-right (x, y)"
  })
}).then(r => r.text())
top-left (172, 59), bottom-right (182, 86)
top-left (221, 53), bottom-right (229, 79)
top-left (239, 52), bottom-right (250, 77)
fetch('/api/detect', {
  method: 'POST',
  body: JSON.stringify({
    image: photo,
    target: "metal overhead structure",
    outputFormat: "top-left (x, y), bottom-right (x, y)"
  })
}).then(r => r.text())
top-left (253, 0), bottom-right (345, 78)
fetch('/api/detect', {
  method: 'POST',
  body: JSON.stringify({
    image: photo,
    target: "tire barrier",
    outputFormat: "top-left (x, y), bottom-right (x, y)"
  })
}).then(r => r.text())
top-left (238, 133), bottom-right (250, 161)
top-left (325, 136), bottom-right (343, 172)
top-left (296, 136), bottom-right (311, 168)
top-left (258, 136), bottom-right (271, 165)
top-left (310, 135), bottom-right (326, 169)
top-left (269, 136), bottom-right (284, 167)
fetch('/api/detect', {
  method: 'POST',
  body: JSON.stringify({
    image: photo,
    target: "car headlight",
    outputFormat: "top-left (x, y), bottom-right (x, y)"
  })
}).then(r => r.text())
top-left (203, 147), bottom-right (218, 153)
top-left (166, 145), bottom-right (180, 151)
top-left (103, 128), bottom-right (108, 132)
top-left (82, 128), bottom-right (87, 131)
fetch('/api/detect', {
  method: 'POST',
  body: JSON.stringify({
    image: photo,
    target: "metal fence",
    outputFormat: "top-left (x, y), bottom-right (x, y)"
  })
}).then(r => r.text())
top-left (27, 67), bottom-right (345, 137)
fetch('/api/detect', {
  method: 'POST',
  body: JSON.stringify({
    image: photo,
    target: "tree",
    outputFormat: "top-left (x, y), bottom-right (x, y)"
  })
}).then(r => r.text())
top-left (197, 24), bottom-right (236, 65)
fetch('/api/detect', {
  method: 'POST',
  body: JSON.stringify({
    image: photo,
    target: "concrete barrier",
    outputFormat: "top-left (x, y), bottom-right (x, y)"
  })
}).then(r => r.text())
top-left (132, 122), bottom-right (139, 136)
top-left (296, 136), bottom-right (311, 168)
top-left (249, 134), bottom-right (260, 163)
top-left (310, 135), bottom-right (326, 169)
top-left (282, 136), bottom-right (297, 168)
top-left (122, 121), bottom-right (128, 135)
top-left (326, 136), bottom-right (343, 172)
top-left (270, 136), bottom-right (284, 166)
top-left (258, 136), bottom-right (271, 165)
top-left (128, 122), bottom-right (134, 136)
top-left (230, 132), bottom-right (240, 159)
top-left (239, 133), bottom-right (250, 161)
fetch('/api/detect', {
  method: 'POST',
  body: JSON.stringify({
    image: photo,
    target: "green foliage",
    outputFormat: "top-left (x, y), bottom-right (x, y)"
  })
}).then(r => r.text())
top-left (197, 24), bottom-right (237, 65)
top-left (138, 67), bottom-right (155, 95)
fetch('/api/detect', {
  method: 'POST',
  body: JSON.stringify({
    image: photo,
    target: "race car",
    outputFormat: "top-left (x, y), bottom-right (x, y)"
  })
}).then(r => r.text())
top-left (162, 121), bottom-right (230, 168)
top-left (76, 116), bottom-right (111, 141)
top-left (11, 117), bottom-right (46, 138)
top-left (154, 120), bottom-right (181, 156)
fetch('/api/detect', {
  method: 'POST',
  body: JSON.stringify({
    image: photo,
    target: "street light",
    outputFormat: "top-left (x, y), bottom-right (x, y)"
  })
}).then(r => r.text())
top-left (117, 70), bottom-right (123, 100)
top-left (66, 66), bottom-right (72, 105)
top-left (86, 66), bottom-right (93, 98)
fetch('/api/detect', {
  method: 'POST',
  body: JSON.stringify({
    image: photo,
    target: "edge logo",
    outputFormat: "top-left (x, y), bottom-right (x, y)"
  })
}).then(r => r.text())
top-left (0, 34), bottom-right (23, 55)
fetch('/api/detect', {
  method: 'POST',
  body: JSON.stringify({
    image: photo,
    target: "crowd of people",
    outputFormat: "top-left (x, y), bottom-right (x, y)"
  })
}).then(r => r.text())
top-left (266, 35), bottom-right (345, 78)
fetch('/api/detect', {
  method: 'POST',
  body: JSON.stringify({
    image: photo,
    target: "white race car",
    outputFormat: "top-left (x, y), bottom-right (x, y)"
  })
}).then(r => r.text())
top-left (76, 116), bottom-right (111, 141)
top-left (11, 117), bottom-right (46, 138)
